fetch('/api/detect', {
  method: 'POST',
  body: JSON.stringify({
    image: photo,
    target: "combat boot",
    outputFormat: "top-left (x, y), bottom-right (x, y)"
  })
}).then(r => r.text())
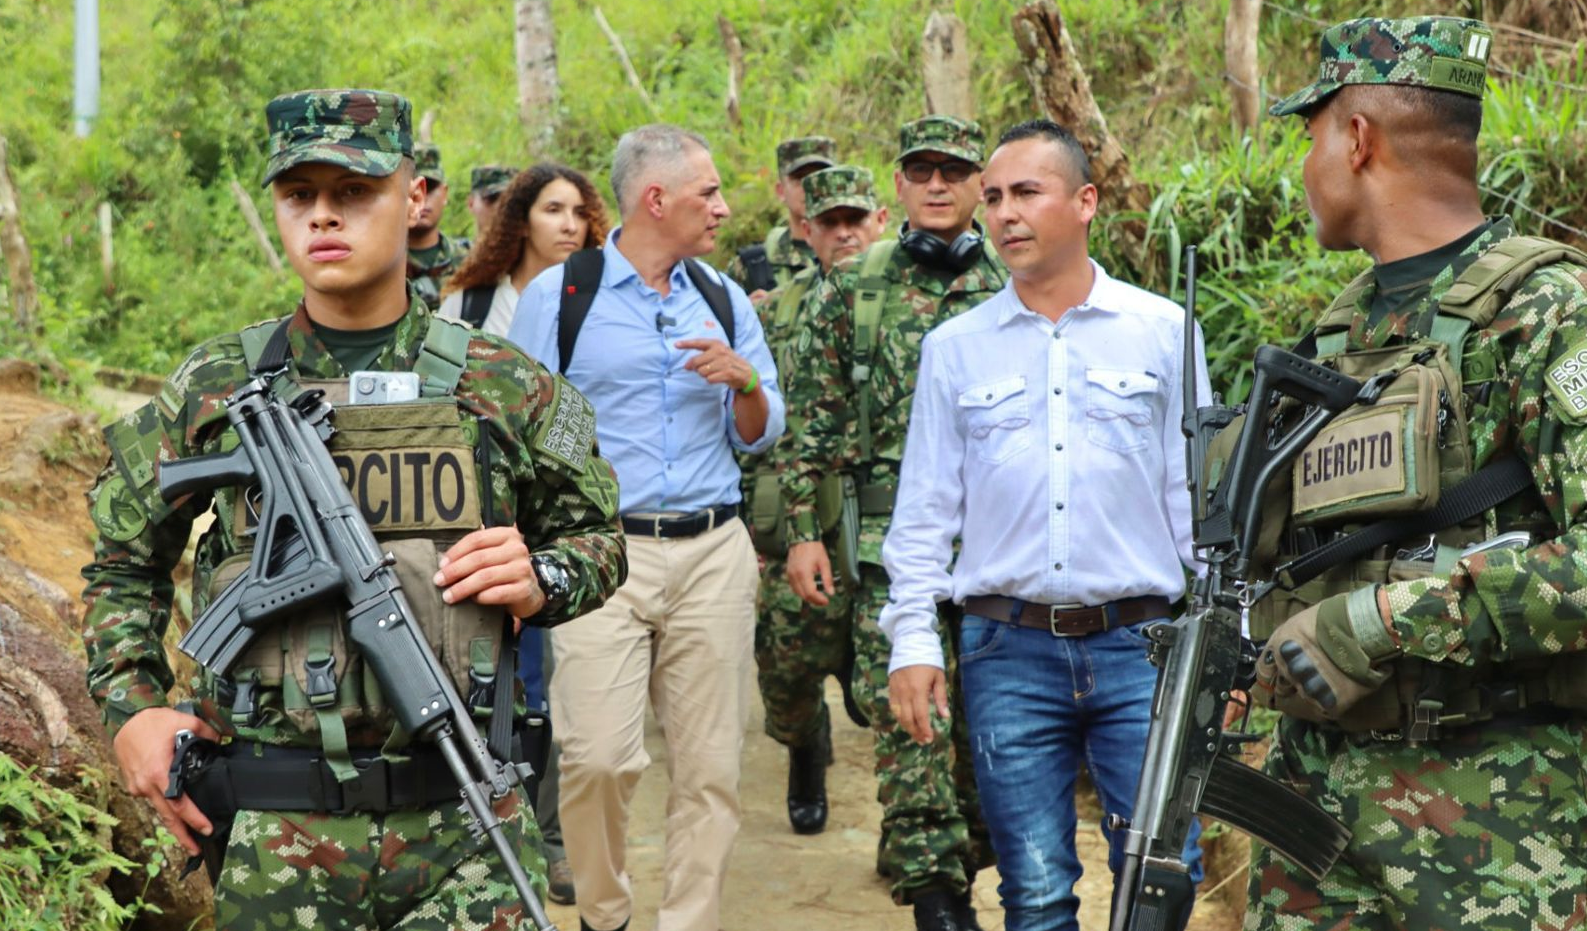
top-left (955, 887), bottom-right (983, 931)
top-left (912, 888), bottom-right (972, 931)
top-left (786, 717), bottom-right (832, 834)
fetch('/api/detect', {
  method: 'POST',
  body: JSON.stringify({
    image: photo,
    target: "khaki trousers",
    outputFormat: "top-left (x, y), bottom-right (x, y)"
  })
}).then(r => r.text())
top-left (551, 518), bottom-right (758, 931)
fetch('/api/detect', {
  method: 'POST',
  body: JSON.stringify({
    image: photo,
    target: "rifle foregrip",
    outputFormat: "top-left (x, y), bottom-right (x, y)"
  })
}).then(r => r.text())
top-left (158, 446), bottom-right (256, 503)
top-left (347, 596), bottom-right (452, 737)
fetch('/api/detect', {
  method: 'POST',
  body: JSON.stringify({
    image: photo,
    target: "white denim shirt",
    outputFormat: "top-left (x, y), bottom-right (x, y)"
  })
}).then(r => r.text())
top-left (880, 261), bottom-right (1210, 672)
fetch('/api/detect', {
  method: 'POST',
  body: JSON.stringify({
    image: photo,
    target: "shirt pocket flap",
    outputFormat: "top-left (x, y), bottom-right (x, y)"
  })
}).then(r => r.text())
top-left (958, 376), bottom-right (1028, 409)
top-left (1086, 368), bottom-right (1158, 399)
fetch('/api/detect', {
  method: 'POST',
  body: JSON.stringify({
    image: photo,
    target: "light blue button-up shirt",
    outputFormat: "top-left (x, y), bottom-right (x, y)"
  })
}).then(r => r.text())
top-left (507, 230), bottom-right (785, 513)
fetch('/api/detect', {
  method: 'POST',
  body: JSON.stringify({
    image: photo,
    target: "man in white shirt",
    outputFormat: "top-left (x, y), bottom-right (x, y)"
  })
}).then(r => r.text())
top-left (881, 120), bottom-right (1207, 931)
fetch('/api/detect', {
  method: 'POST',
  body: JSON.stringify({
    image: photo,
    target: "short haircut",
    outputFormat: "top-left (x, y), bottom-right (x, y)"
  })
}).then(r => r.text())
top-left (610, 124), bottom-right (711, 214)
top-left (996, 119), bottom-right (1093, 187)
top-left (1330, 84), bottom-right (1483, 145)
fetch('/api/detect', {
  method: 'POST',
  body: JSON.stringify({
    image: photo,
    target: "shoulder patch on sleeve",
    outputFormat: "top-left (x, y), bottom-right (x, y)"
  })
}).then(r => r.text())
top-left (90, 472), bottom-right (148, 543)
top-left (1544, 336), bottom-right (1587, 422)
top-left (533, 375), bottom-right (598, 473)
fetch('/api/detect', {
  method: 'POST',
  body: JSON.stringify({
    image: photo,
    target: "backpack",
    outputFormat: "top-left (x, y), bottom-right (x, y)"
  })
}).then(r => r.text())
top-left (555, 248), bottom-right (735, 374)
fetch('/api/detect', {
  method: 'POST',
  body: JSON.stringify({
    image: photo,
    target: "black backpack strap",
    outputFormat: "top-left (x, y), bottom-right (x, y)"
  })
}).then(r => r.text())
top-left (254, 318), bottom-right (295, 376)
top-left (736, 243), bottom-right (774, 293)
top-left (557, 249), bottom-right (606, 373)
top-left (1275, 456), bottom-right (1535, 591)
top-left (684, 259), bottom-right (736, 348)
top-left (460, 285), bottom-right (495, 329)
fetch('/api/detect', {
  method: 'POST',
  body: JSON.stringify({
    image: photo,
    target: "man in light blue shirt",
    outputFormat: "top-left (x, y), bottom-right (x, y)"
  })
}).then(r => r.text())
top-left (882, 120), bottom-right (1206, 931)
top-left (508, 124), bottom-right (783, 931)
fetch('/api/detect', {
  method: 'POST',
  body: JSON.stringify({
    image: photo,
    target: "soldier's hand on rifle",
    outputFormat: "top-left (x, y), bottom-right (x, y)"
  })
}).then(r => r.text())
top-left (889, 664), bottom-right (949, 745)
top-left (435, 525), bottom-right (544, 627)
top-left (786, 540), bottom-right (836, 606)
top-left (1252, 589), bottom-right (1399, 721)
top-left (114, 707), bottom-right (220, 855)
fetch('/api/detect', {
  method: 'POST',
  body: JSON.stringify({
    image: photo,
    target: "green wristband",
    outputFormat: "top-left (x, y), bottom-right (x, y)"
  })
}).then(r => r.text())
top-left (739, 368), bottom-right (760, 395)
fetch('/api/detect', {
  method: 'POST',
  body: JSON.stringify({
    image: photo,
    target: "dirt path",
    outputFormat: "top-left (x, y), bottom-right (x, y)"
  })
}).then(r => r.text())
top-left (542, 678), bottom-right (1240, 931)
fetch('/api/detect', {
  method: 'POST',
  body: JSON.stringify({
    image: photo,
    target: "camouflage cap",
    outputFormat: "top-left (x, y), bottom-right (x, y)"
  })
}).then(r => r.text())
top-left (413, 143), bottom-right (446, 185)
top-left (803, 165), bottom-right (879, 217)
top-left (262, 89), bottom-right (413, 187)
top-left (470, 164), bottom-right (517, 198)
top-left (897, 114), bottom-right (985, 166)
top-left (1270, 16), bottom-right (1493, 118)
top-left (776, 136), bottom-right (837, 176)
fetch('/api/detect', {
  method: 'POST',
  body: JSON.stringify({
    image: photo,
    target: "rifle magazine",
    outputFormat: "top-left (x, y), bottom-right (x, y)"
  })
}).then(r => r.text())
top-left (1197, 753), bottom-right (1351, 880)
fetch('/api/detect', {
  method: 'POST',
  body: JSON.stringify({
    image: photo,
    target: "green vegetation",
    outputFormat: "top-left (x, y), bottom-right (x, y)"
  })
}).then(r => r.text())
top-left (1, 0), bottom-right (1585, 396)
top-left (0, 757), bottom-right (159, 930)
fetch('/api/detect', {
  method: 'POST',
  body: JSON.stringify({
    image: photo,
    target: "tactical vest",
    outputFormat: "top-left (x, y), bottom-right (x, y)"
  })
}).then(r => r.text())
top-left (1224, 236), bottom-right (1587, 734)
top-left (746, 271), bottom-right (818, 557)
top-left (198, 315), bottom-right (509, 778)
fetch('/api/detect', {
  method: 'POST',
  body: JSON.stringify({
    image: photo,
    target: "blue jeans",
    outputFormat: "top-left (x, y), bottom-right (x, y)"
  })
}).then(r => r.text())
top-left (958, 614), bottom-right (1204, 931)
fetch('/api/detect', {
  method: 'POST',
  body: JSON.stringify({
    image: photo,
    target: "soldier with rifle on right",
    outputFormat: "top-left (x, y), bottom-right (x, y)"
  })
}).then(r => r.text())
top-left (1238, 16), bottom-right (1587, 930)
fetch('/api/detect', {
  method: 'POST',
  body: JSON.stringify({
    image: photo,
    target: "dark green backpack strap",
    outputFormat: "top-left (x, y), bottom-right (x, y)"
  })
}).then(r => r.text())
top-left (414, 315), bottom-right (471, 398)
top-left (1313, 268), bottom-right (1376, 358)
top-left (851, 240), bottom-right (899, 462)
top-left (1434, 235), bottom-right (1587, 370)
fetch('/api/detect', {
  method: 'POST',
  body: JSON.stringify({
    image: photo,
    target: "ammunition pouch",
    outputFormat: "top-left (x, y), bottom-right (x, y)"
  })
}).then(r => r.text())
top-left (748, 468), bottom-right (789, 557)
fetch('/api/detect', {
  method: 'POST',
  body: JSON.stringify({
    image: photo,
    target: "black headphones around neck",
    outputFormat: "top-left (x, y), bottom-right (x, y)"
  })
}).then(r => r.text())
top-left (898, 221), bottom-right (985, 273)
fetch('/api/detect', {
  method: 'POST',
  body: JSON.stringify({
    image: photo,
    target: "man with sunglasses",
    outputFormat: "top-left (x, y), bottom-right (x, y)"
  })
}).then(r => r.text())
top-left (725, 136), bottom-right (835, 304)
top-left (782, 115), bottom-right (1006, 931)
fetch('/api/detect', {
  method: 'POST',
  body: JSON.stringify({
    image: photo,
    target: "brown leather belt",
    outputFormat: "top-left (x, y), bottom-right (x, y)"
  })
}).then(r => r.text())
top-left (962, 595), bottom-right (1173, 637)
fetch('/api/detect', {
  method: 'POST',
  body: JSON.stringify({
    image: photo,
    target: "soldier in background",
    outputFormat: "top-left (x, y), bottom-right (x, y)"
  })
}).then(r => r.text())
top-left (81, 88), bottom-right (625, 930)
top-left (783, 115), bottom-right (1005, 931)
top-left (467, 164), bottom-right (518, 236)
top-left (724, 136), bottom-right (834, 303)
top-left (407, 142), bottom-right (471, 310)
top-left (1249, 16), bottom-right (1587, 930)
top-left (745, 164), bottom-right (888, 836)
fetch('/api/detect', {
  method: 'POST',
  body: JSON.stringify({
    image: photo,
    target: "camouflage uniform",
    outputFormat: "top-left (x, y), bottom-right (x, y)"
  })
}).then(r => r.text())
top-left (82, 90), bottom-right (626, 931)
top-left (783, 119), bottom-right (1006, 903)
top-left (723, 136), bottom-right (834, 293)
top-left (751, 166), bottom-right (881, 752)
top-left (1248, 20), bottom-right (1587, 930)
top-left (409, 143), bottom-right (470, 310)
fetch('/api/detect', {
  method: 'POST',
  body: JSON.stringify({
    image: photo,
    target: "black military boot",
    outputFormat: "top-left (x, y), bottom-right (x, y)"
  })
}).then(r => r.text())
top-left (912, 888), bottom-right (971, 931)
top-left (786, 717), bottom-right (832, 834)
top-left (955, 887), bottom-right (983, 931)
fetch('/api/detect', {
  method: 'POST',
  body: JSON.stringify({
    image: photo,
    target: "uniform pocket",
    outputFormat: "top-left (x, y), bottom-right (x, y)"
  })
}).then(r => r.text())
top-left (958, 376), bottom-right (1033, 464)
top-left (1084, 368), bottom-right (1158, 454)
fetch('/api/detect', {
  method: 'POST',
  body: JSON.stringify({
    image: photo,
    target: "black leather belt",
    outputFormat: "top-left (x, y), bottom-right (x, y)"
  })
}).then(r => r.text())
top-left (621, 503), bottom-right (740, 539)
top-left (962, 595), bottom-right (1173, 637)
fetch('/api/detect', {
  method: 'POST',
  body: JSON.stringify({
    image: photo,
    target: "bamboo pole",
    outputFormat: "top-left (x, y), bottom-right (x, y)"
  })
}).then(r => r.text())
top-left (0, 136), bottom-right (41, 333)
top-left (229, 180), bottom-right (284, 275)
top-left (594, 6), bottom-right (660, 118)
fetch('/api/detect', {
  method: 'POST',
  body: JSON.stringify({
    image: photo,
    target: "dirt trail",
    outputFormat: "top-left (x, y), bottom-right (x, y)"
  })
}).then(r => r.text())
top-left (542, 678), bottom-right (1241, 931)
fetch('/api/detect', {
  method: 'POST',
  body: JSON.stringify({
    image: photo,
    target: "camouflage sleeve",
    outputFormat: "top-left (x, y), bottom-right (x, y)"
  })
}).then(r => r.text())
top-left (723, 251), bottom-right (749, 292)
top-left (81, 347), bottom-right (230, 738)
top-left (1382, 265), bottom-right (1587, 664)
top-left (508, 365), bottom-right (626, 627)
top-left (780, 259), bottom-right (859, 544)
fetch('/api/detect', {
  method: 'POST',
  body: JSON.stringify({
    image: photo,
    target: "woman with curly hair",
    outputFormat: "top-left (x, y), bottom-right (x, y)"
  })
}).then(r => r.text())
top-left (440, 163), bottom-right (610, 336)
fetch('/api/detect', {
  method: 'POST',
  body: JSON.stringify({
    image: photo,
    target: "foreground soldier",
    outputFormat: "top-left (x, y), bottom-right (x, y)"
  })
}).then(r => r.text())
top-left (1248, 17), bottom-right (1587, 929)
top-left (81, 89), bottom-right (625, 930)
top-left (747, 165), bottom-right (887, 835)
top-left (724, 135), bottom-right (834, 302)
top-left (408, 141), bottom-right (471, 309)
top-left (784, 115), bottom-right (1005, 931)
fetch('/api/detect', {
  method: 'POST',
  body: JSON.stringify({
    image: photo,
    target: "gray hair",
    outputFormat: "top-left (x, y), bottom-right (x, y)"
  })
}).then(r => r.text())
top-left (610, 124), bottom-right (711, 215)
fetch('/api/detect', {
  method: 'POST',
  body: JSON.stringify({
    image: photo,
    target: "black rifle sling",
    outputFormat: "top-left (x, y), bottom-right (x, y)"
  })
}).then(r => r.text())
top-left (1276, 456), bottom-right (1534, 590)
top-left (558, 249), bottom-right (736, 373)
top-left (460, 285), bottom-right (495, 328)
top-left (254, 318), bottom-right (295, 376)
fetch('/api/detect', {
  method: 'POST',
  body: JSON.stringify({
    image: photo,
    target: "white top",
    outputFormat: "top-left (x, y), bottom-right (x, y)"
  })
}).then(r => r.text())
top-left (880, 260), bottom-right (1211, 672)
top-left (438, 275), bottom-right (521, 337)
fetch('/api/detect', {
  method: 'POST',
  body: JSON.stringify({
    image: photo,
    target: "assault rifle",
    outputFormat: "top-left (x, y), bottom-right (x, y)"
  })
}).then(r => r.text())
top-left (1107, 248), bottom-right (1361, 931)
top-left (159, 374), bottom-right (559, 931)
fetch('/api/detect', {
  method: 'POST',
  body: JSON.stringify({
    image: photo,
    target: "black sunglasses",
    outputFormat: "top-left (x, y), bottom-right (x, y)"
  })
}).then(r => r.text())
top-left (901, 159), bottom-right (976, 184)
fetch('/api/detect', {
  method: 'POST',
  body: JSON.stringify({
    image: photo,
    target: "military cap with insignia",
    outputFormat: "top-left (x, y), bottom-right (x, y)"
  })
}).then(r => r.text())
top-left (261, 88), bottom-right (414, 186)
top-left (1270, 15), bottom-right (1493, 117)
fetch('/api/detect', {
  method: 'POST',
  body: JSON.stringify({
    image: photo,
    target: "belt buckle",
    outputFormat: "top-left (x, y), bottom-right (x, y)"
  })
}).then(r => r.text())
top-left (336, 758), bottom-right (392, 813)
top-left (1048, 603), bottom-right (1085, 637)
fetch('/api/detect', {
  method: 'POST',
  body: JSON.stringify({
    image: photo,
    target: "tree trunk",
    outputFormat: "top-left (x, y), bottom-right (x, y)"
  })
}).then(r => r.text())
top-left (98, 202), bottom-right (113, 296)
top-left (0, 136), bottom-right (40, 334)
top-left (1011, 1), bottom-right (1151, 255)
top-left (1224, 0), bottom-right (1262, 134)
top-left (229, 180), bottom-right (283, 275)
top-left (718, 14), bottom-right (745, 131)
top-left (922, 12), bottom-right (975, 121)
top-left (515, 0), bottom-right (559, 159)
top-left (417, 109), bottom-right (437, 145)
